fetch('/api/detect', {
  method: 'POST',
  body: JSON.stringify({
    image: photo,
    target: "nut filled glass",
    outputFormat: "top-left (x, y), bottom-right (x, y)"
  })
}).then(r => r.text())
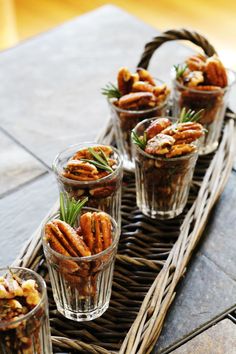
top-left (0, 267), bottom-right (52, 354)
top-left (109, 92), bottom-right (169, 170)
top-left (172, 68), bottom-right (235, 155)
top-left (53, 143), bottom-right (123, 225)
top-left (42, 208), bottom-right (119, 321)
top-left (132, 118), bottom-right (199, 219)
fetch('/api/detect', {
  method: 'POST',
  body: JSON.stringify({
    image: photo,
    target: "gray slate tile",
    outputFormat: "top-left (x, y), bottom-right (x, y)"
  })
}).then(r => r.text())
top-left (0, 131), bottom-right (45, 196)
top-left (170, 319), bottom-right (236, 354)
top-left (155, 253), bottom-right (236, 353)
top-left (0, 172), bottom-right (57, 267)
top-left (199, 173), bottom-right (236, 281)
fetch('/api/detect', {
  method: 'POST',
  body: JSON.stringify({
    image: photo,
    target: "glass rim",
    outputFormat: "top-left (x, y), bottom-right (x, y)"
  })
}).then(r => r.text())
top-left (42, 207), bottom-right (119, 262)
top-left (0, 266), bottom-right (47, 328)
top-left (52, 142), bottom-right (123, 186)
top-left (172, 66), bottom-right (236, 94)
top-left (132, 117), bottom-right (199, 161)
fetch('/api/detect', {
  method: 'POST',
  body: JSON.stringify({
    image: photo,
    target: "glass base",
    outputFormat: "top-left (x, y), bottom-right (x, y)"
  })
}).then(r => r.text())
top-left (56, 301), bottom-right (109, 322)
top-left (140, 205), bottom-right (184, 220)
top-left (199, 141), bottom-right (218, 155)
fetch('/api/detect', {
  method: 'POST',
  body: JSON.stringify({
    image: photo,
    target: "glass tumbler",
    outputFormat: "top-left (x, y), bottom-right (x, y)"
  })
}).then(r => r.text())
top-left (132, 118), bottom-right (199, 219)
top-left (42, 208), bottom-right (119, 322)
top-left (172, 68), bottom-right (235, 154)
top-left (109, 94), bottom-right (169, 170)
top-left (53, 143), bottom-right (123, 226)
top-left (0, 267), bottom-right (52, 354)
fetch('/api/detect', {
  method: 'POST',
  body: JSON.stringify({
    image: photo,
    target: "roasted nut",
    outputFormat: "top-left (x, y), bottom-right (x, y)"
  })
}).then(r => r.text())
top-left (145, 134), bottom-right (175, 155)
top-left (45, 220), bottom-right (91, 257)
top-left (89, 186), bottom-right (115, 198)
top-left (118, 92), bottom-right (157, 110)
top-left (137, 68), bottom-right (156, 86)
top-left (63, 160), bottom-right (99, 181)
top-left (72, 145), bottom-right (112, 160)
top-left (153, 84), bottom-right (170, 103)
top-left (186, 54), bottom-right (206, 71)
top-left (117, 67), bottom-right (139, 95)
top-left (162, 122), bottom-right (204, 143)
top-left (145, 118), bottom-right (172, 139)
top-left (132, 81), bottom-right (154, 93)
top-left (204, 55), bottom-right (228, 87)
top-left (166, 144), bottom-right (196, 158)
top-left (183, 71), bottom-right (204, 87)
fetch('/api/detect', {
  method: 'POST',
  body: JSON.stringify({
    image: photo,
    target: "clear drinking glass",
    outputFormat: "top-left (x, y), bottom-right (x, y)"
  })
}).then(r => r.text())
top-left (172, 68), bottom-right (235, 154)
top-left (0, 267), bottom-right (52, 354)
top-left (132, 118), bottom-right (199, 219)
top-left (109, 93), bottom-right (169, 170)
top-left (53, 143), bottom-right (123, 225)
top-left (42, 208), bottom-right (119, 322)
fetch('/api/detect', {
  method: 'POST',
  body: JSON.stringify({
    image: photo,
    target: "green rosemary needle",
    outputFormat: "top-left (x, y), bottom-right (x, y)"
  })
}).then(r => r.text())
top-left (174, 63), bottom-right (188, 79)
top-left (178, 107), bottom-right (204, 123)
top-left (80, 147), bottom-right (113, 173)
top-left (59, 193), bottom-right (88, 227)
top-left (131, 130), bottom-right (147, 150)
top-left (101, 82), bottom-right (121, 99)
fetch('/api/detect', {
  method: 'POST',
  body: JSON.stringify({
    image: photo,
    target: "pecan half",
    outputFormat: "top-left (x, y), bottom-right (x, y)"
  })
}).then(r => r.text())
top-left (186, 54), bottom-right (206, 71)
top-left (63, 160), bottom-right (99, 181)
top-left (162, 122), bottom-right (203, 143)
top-left (145, 118), bottom-right (172, 139)
top-left (205, 55), bottom-right (228, 88)
top-left (118, 92), bottom-right (157, 110)
top-left (137, 68), bottom-right (156, 86)
top-left (183, 71), bottom-right (204, 87)
top-left (89, 186), bottom-right (115, 198)
top-left (117, 67), bottom-right (139, 95)
top-left (145, 134), bottom-right (175, 155)
top-left (72, 145), bottom-right (112, 160)
top-left (166, 144), bottom-right (196, 158)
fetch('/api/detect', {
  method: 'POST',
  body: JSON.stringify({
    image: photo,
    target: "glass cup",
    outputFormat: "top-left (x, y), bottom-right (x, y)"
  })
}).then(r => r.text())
top-left (0, 267), bottom-right (52, 354)
top-left (53, 143), bottom-right (123, 226)
top-left (108, 91), bottom-right (169, 170)
top-left (172, 68), bottom-right (235, 155)
top-left (132, 118), bottom-right (199, 219)
top-left (42, 208), bottom-right (119, 322)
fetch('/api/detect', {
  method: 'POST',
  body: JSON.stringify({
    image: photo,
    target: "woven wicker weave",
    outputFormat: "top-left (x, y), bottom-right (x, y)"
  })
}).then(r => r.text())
top-left (12, 29), bottom-right (235, 354)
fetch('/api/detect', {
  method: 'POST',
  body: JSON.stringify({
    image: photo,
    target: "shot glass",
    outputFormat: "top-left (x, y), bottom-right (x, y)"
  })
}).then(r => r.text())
top-left (53, 143), bottom-right (123, 225)
top-left (172, 68), bottom-right (235, 154)
top-left (109, 93), bottom-right (169, 170)
top-left (132, 118), bottom-right (199, 219)
top-left (42, 208), bottom-right (119, 321)
top-left (0, 267), bottom-right (52, 354)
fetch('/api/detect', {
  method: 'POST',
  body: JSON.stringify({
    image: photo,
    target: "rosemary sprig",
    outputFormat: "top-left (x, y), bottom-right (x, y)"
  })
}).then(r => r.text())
top-left (60, 193), bottom-right (88, 227)
top-left (101, 82), bottom-right (121, 99)
top-left (174, 63), bottom-right (188, 79)
top-left (80, 147), bottom-right (113, 173)
top-left (178, 107), bottom-right (204, 123)
top-left (131, 130), bottom-right (147, 150)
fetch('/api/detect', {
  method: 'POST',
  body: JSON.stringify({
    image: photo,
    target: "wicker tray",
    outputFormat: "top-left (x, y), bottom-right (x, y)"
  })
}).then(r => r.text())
top-left (12, 29), bottom-right (235, 354)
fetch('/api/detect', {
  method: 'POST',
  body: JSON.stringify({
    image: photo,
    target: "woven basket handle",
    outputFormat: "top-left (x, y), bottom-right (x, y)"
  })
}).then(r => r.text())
top-left (137, 28), bottom-right (217, 69)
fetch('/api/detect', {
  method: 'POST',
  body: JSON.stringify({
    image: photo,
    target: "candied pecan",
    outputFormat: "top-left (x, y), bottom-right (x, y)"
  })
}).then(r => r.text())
top-left (117, 67), bottom-right (139, 95)
top-left (145, 118), bottom-right (172, 139)
top-left (63, 160), bottom-right (99, 181)
top-left (153, 84), bottom-right (170, 103)
top-left (137, 68), bottom-right (156, 86)
top-left (166, 144), bottom-right (196, 158)
top-left (186, 54), bottom-right (206, 71)
top-left (204, 55), bottom-right (228, 87)
top-left (45, 220), bottom-right (91, 257)
top-left (80, 212), bottom-right (112, 254)
top-left (118, 92), bottom-right (157, 110)
top-left (162, 122), bottom-right (203, 143)
top-left (183, 71), bottom-right (204, 87)
top-left (89, 186), bottom-right (115, 198)
top-left (72, 145), bottom-right (113, 160)
top-left (132, 81), bottom-right (154, 93)
top-left (145, 134), bottom-right (175, 155)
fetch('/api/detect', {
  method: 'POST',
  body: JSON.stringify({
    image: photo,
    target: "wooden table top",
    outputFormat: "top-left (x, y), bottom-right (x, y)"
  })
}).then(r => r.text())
top-left (0, 5), bottom-right (235, 353)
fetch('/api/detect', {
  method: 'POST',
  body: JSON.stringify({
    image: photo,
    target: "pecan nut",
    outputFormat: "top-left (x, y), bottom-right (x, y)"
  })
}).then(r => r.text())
top-left (166, 144), bottom-right (196, 158)
top-left (89, 185), bottom-right (115, 198)
top-left (137, 68), bottom-right (156, 86)
top-left (162, 122), bottom-right (204, 143)
top-left (186, 54), bottom-right (206, 71)
top-left (63, 160), bottom-right (99, 181)
top-left (205, 55), bottom-right (228, 88)
top-left (117, 67), bottom-right (139, 95)
top-left (145, 118), bottom-right (172, 139)
top-left (145, 134), bottom-right (175, 155)
top-left (118, 92), bottom-right (157, 110)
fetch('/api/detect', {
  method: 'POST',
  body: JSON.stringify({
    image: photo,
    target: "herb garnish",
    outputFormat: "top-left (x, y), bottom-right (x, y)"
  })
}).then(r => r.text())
top-left (80, 147), bottom-right (113, 173)
top-left (174, 64), bottom-right (188, 79)
top-left (178, 107), bottom-right (204, 123)
top-left (131, 130), bottom-right (147, 150)
top-left (101, 83), bottom-right (121, 99)
top-left (60, 193), bottom-right (88, 227)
